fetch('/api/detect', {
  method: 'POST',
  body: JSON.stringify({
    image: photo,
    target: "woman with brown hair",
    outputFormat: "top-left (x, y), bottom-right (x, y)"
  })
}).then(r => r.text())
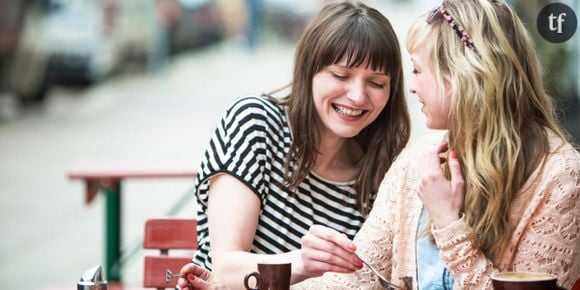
top-left (177, 1), bottom-right (410, 289)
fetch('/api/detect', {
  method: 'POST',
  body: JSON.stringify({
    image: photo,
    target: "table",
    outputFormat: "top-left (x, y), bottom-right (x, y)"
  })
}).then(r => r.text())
top-left (68, 162), bottom-right (197, 282)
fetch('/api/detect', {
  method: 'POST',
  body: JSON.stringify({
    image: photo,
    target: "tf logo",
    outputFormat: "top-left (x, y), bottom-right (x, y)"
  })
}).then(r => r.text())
top-left (537, 3), bottom-right (577, 43)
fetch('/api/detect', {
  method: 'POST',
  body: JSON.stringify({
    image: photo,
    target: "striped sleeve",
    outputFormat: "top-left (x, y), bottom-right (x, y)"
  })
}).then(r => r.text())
top-left (194, 96), bottom-right (270, 209)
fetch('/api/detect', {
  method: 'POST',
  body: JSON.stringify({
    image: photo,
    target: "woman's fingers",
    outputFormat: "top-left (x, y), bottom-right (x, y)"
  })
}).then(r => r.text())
top-left (448, 151), bottom-right (465, 194)
top-left (447, 151), bottom-right (465, 218)
top-left (419, 141), bottom-right (448, 194)
top-left (300, 242), bottom-right (360, 272)
top-left (300, 225), bottom-right (362, 275)
top-left (178, 274), bottom-right (228, 290)
top-left (177, 263), bottom-right (214, 289)
top-left (178, 277), bottom-right (190, 290)
top-left (299, 256), bottom-right (356, 275)
top-left (418, 143), bottom-right (466, 228)
top-left (308, 224), bottom-right (357, 252)
top-left (179, 263), bottom-right (212, 280)
top-left (187, 274), bottom-right (229, 290)
top-left (435, 141), bottom-right (449, 154)
top-left (426, 141), bottom-right (449, 168)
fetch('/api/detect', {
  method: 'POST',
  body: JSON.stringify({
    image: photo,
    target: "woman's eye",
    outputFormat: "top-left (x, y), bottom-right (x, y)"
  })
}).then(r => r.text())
top-left (332, 73), bottom-right (348, 80)
top-left (370, 82), bottom-right (386, 89)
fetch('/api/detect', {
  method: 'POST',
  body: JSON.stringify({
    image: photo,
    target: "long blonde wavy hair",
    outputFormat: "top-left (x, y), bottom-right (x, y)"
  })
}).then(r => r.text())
top-left (407, 0), bottom-right (568, 256)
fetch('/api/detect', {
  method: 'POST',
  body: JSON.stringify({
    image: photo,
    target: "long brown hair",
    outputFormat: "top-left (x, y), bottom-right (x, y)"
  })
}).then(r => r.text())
top-left (268, 1), bottom-right (410, 216)
top-left (408, 0), bottom-right (568, 256)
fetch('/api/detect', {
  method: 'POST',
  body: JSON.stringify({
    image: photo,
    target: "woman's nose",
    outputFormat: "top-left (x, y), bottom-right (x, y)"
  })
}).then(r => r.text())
top-left (347, 80), bottom-right (367, 104)
top-left (408, 81), bottom-right (417, 94)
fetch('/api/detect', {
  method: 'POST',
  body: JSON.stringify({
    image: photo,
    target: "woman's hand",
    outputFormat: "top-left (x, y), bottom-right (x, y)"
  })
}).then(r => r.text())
top-left (418, 141), bottom-right (465, 229)
top-left (177, 263), bottom-right (229, 290)
top-left (295, 224), bottom-right (363, 282)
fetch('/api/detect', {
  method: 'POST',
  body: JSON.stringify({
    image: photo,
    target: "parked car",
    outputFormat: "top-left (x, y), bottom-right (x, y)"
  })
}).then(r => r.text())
top-left (1, 0), bottom-right (226, 106)
top-left (262, 0), bottom-right (321, 41)
top-left (1, 0), bottom-right (122, 102)
top-left (170, 0), bottom-right (225, 54)
top-left (42, 0), bottom-right (122, 85)
top-left (1, 0), bottom-right (51, 102)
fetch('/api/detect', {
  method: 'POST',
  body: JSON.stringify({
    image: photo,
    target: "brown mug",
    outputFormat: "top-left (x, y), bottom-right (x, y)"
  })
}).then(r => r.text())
top-left (243, 262), bottom-right (291, 290)
top-left (492, 272), bottom-right (558, 290)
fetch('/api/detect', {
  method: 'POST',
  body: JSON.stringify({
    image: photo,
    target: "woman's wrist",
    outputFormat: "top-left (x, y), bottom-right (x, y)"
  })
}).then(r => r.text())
top-left (291, 271), bottom-right (311, 285)
top-left (432, 212), bottom-right (461, 229)
top-left (285, 250), bottom-right (311, 285)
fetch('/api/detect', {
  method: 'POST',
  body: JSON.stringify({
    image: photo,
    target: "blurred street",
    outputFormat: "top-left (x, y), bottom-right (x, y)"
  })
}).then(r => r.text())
top-left (1, 0), bottom-right (577, 289)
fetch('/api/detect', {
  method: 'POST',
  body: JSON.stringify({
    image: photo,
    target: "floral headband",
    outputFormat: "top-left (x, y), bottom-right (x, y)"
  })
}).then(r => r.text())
top-left (427, 3), bottom-right (478, 54)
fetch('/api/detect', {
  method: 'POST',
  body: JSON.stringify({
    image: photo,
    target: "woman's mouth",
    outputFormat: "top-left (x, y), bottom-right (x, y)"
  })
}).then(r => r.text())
top-left (332, 104), bottom-right (365, 117)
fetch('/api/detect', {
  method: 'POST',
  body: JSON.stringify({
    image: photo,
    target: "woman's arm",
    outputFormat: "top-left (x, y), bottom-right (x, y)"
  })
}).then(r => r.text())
top-left (504, 156), bottom-right (579, 288)
top-left (207, 173), bottom-right (303, 290)
top-left (291, 175), bottom-right (399, 289)
top-left (433, 150), bottom-right (580, 289)
top-left (291, 142), bottom-right (416, 289)
top-left (206, 173), bottom-right (260, 288)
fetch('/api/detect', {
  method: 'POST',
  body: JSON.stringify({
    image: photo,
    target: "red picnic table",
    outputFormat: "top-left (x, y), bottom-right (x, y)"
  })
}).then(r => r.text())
top-left (67, 162), bottom-right (197, 282)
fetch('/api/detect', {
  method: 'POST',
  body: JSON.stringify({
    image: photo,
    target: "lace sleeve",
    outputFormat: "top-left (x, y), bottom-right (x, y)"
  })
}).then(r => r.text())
top-left (431, 216), bottom-right (495, 289)
top-left (509, 150), bottom-right (580, 289)
top-left (432, 147), bottom-right (580, 289)
top-left (291, 146), bottom-right (413, 290)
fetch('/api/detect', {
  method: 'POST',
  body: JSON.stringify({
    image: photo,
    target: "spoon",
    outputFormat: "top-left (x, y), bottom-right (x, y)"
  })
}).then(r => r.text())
top-left (165, 269), bottom-right (185, 284)
top-left (355, 253), bottom-right (402, 289)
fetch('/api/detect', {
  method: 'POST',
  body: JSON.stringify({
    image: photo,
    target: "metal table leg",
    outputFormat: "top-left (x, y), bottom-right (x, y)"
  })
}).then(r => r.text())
top-left (104, 181), bottom-right (122, 282)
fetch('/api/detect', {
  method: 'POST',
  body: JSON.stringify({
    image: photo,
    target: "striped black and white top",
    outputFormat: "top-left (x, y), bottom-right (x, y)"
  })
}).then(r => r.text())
top-left (192, 95), bottom-right (368, 269)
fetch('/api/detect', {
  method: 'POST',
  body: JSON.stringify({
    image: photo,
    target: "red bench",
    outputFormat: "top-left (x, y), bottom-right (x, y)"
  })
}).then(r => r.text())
top-left (143, 217), bottom-right (197, 289)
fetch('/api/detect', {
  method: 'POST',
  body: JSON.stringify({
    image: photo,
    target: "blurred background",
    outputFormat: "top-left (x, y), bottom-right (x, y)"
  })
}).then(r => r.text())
top-left (0, 0), bottom-right (577, 289)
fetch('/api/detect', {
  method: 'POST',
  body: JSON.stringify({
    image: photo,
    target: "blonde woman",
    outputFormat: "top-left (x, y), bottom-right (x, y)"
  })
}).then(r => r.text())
top-left (295, 0), bottom-right (579, 289)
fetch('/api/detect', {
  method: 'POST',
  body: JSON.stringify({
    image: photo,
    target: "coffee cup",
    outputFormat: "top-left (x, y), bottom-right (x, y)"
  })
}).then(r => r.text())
top-left (243, 262), bottom-right (291, 290)
top-left (492, 272), bottom-right (558, 290)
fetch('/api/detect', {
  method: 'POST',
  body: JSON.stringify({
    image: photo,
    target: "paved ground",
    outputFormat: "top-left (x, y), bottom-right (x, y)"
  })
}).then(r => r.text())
top-left (0, 1), bottom-right (432, 289)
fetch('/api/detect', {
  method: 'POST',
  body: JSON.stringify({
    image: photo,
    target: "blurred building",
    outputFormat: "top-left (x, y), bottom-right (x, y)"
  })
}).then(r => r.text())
top-left (0, 0), bottom-right (227, 106)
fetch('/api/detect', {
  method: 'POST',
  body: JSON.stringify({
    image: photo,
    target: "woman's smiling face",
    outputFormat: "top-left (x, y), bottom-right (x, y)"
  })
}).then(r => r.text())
top-left (312, 58), bottom-right (391, 140)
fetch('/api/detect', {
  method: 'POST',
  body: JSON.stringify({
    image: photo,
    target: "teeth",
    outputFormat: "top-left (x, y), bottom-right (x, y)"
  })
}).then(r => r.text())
top-left (333, 104), bottom-right (363, 117)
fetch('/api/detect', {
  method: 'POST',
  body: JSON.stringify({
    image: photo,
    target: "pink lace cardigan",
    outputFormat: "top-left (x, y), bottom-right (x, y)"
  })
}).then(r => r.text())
top-left (293, 132), bottom-right (579, 289)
